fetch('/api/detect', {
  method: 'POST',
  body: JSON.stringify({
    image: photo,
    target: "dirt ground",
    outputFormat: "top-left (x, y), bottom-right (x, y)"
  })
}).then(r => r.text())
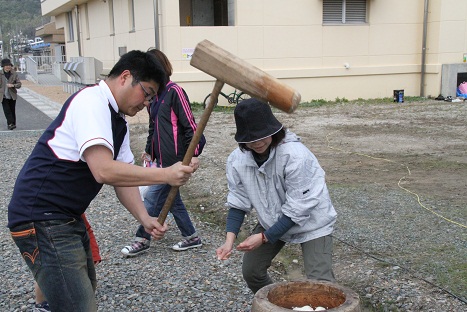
top-left (22, 81), bottom-right (467, 309)
top-left (167, 99), bottom-right (467, 309)
top-left (175, 99), bottom-right (467, 214)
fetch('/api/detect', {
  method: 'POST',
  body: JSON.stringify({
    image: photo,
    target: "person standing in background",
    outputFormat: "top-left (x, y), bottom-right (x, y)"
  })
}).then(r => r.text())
top-left (121, 48), bottom-right (206, 257)
top-left (1, 58), bottom-right (21, 130)
top-left (19, 55), bottom-right (26, 73)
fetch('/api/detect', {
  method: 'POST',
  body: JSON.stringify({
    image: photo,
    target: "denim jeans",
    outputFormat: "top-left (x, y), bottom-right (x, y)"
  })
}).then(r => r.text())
top-left (242, 224), bottom-right (335, 293)
top-left (10, 218), bottom-right (97, 312)
top-left (136, 183), bottom-right (197, 240)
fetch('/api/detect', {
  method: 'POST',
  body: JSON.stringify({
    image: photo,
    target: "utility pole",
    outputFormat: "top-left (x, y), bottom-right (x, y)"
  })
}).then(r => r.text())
top-left (0, 25), bottom-right (3, 58)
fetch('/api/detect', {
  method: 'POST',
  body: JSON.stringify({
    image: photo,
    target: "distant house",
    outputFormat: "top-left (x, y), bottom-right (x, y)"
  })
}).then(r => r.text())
top-left (34, 20), bottom-right (66, 62)
top-left (40, 0), bottom-right (467, 102)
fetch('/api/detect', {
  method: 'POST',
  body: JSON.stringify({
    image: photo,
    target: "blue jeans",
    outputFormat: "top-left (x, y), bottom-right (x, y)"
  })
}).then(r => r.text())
top-left (136, 183), bottom-right (197, 240)
top-left (10, 218), bottom-right (97, 312)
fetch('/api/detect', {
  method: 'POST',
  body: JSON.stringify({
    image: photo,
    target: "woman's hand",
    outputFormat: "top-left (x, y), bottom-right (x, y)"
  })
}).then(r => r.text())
top-left (216, 242), bottom-right (234, 260)
top-left (216, 232), bottom-right (236, 260)
top-left (236, 233), bottom-right (263, 252)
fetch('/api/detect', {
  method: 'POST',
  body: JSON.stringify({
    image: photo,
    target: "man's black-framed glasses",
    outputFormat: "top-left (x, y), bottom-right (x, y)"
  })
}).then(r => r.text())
top-left (138, 81), bottom-right (156, 103)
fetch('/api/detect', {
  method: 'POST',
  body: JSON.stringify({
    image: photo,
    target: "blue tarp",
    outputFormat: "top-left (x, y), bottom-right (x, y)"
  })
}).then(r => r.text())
top-left (456, 88), bottom-right (467, 98)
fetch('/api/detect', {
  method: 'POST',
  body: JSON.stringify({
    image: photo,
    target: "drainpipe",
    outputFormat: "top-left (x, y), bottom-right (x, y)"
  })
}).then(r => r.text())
top-left (153, 0), bottom-right (160, 49)
top-left (420, 0), bottom-right (429, 97)
top-left (75, 5), bottom-right (82, 57)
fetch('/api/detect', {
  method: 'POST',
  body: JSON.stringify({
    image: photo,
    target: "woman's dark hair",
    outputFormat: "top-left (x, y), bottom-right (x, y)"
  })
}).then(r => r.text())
top-left (107, 50), bottom-right (167, 92)
top-left (239, 128), bottom-right (286, 152)
top-left (147, 48), bottom-right (173, 80)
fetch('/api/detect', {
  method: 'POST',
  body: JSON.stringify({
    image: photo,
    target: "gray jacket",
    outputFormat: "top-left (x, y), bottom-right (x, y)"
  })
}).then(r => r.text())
top-left (1, 69), bottom-right (21, 101)
top-left (226, 130), bottom-right (337, 243)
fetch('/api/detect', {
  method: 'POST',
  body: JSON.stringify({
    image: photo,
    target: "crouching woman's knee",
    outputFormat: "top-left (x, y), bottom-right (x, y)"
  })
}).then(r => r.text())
top-left (242, 258), bottom-right (272, 294)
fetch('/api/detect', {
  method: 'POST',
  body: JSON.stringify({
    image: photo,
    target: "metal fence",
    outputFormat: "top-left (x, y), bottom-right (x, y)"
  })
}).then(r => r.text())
top-left (26, 55), bottom-right (66, 84)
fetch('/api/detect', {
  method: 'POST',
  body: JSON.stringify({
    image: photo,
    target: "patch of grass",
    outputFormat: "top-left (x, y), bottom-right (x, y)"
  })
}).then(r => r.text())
top-left (335, 97), bottom-right (349, 103)
top-left (419, 159), bottom-right (467, 170)
top-left (191, 102), bottom-right (237, 114)
top-left (359, 297), bottom-right (378, 311)
top-left (192, 96), bottom-right (432, 114)
top-left (299, 99), bottom-right (332, 108)
top-left (190, 102), bottom-right (206, 113)
top-left (374, 261), bottom-right (393, 269)
top-left (429, 245), bottom-right (457, 253)
top-left (434, 262), bottom-right (467, 299)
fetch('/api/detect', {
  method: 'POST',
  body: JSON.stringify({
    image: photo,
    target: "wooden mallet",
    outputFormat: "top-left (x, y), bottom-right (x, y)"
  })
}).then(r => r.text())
top-left (157, 39), bottom-right (301, 225)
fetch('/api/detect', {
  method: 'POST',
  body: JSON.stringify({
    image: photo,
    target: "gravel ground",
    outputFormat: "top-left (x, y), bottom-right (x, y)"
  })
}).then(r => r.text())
top-left (1, 99), bottom-right (466, 311)
top-left (0, 131), bottom-right (258, 312)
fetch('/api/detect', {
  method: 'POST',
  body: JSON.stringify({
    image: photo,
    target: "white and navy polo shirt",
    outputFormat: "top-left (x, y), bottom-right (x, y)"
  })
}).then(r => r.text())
top-left (8, 81), bottom-right (134, 228)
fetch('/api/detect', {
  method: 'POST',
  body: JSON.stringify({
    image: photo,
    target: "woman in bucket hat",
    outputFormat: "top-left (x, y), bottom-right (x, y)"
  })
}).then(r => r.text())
top-left (216, 98), bottom-right (337, 293)
top-left (1, 58), bottom-right (22, 130)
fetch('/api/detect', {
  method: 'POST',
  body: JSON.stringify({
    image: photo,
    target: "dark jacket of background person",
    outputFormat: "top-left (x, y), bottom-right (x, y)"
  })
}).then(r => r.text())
top-left (0, 65), bottom-right (21, 100)
top-left (145, 81), bottom-right (206, 167)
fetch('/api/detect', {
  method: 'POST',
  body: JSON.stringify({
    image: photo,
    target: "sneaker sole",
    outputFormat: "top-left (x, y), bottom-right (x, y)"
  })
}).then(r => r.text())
top-left (172, 243), bottom-right (202, 251)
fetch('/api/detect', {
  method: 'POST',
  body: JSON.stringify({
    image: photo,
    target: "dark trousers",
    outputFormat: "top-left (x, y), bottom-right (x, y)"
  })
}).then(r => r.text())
top-left (242, 224), bottom-right (335, 293)
top-left (2, 97), bottom-right (16, 126)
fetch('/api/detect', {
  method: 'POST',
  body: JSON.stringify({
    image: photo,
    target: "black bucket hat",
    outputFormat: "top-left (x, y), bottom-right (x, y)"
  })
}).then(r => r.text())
top-left (234, 98), bottom-right (283, 143)
top-left (1, 59), bottom-right (12, 67)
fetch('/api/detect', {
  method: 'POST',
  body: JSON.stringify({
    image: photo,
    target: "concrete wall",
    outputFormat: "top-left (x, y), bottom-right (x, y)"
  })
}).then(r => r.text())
top-left (41, 0), bottom-right (467, 102)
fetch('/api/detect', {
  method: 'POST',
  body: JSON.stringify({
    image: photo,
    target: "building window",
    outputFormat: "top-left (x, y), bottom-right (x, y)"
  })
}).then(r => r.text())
top-left (323, 0), bottom-right (367, 24)
top-left (67, 11), bottom-right (74, 42)
top-left (109, 0), bottom-right (115, 35)
top-left (179, 0), bottom-right (233, 26)
top-left (129, 0), bottom-right (135, 32)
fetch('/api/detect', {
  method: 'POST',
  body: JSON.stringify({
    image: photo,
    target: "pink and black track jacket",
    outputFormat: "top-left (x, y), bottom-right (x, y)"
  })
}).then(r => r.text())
top-left (146, 81), bottom-right (206, 167)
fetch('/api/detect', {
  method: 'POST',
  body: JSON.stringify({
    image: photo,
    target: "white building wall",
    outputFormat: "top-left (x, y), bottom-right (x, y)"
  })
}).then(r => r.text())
top-left (41, 0), bottom-right (467, 102)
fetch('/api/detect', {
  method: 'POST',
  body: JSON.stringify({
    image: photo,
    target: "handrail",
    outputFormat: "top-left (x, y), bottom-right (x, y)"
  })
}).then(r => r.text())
top-left (25, 55), bottom-right (63, 84)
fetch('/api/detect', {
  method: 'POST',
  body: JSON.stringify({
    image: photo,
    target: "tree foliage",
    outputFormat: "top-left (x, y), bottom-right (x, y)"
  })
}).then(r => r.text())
top-left (0, 0), bottom-right (49, 40)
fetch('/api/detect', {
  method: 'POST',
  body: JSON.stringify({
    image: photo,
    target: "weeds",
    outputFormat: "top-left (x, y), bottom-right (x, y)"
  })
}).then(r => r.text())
top-left (192, 96), bottom-right (431, 113)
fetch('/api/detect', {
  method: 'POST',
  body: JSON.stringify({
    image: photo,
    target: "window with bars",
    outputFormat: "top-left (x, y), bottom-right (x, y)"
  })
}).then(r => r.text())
top-left (323, 0), bottom-right (367, 24)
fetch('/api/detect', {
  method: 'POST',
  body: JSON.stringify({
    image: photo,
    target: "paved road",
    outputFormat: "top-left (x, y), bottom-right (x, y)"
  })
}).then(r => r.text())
top-left (0, 72), bottom-right (60, 132)
top-left (0, 95), bottom-right (53, 132)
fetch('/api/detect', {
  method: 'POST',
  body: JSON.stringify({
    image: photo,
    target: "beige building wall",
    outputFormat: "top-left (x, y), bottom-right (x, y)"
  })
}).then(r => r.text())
top-left (41, 0), bottom-right (467, 102)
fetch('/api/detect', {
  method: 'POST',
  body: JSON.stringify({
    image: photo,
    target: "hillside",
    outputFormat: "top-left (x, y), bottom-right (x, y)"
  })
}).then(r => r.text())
top-left (0, 0), bottom-right (48, 49)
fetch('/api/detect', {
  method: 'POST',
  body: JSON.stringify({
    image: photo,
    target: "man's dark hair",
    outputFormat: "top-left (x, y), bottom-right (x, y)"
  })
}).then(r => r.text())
top-left (108, 50), bottom-right (167, 93)
top-left (239, 128), bottom-right (286, 152)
